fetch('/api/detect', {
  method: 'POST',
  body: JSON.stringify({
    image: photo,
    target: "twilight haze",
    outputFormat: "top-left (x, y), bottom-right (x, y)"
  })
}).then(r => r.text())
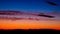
top-left (0, 0), bottom-right (60, 30)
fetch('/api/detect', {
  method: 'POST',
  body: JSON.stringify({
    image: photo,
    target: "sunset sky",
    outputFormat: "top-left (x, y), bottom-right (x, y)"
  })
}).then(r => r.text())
top-left (0, 0), bottom-right (60, 12)
top-left (0, 0), bottom-right (60, 30)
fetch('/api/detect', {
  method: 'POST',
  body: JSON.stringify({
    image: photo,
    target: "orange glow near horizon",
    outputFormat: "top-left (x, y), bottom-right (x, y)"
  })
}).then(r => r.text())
top-left (0, 20), bottom-right (60, 30)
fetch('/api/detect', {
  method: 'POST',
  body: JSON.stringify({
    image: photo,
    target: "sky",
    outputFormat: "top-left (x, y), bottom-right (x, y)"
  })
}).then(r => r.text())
top-left (0, 0), bottom-right (60, 13)
top-left (0, 0), bottom-right (60, 30)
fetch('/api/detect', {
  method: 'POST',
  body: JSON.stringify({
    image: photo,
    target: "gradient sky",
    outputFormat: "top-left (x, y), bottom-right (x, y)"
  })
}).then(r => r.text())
top-left (0, 0), bottom-right (60, 30)
top-left (0, 0), bottom-right (60, 13)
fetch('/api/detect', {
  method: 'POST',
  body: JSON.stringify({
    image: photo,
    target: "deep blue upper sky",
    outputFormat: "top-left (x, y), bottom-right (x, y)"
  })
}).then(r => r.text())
top-left (0, 0), bottom-right (60, 13)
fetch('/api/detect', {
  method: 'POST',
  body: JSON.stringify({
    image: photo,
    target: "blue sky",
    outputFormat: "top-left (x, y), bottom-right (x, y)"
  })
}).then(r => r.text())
top-left (0, 0), bottom-right (60, 13)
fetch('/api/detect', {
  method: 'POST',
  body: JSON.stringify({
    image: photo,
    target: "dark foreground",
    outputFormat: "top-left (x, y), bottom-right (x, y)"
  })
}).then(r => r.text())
top-left (0, 29), bottom-right (60, 31)
top-left (0, 29), bottom-right (60, 33)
